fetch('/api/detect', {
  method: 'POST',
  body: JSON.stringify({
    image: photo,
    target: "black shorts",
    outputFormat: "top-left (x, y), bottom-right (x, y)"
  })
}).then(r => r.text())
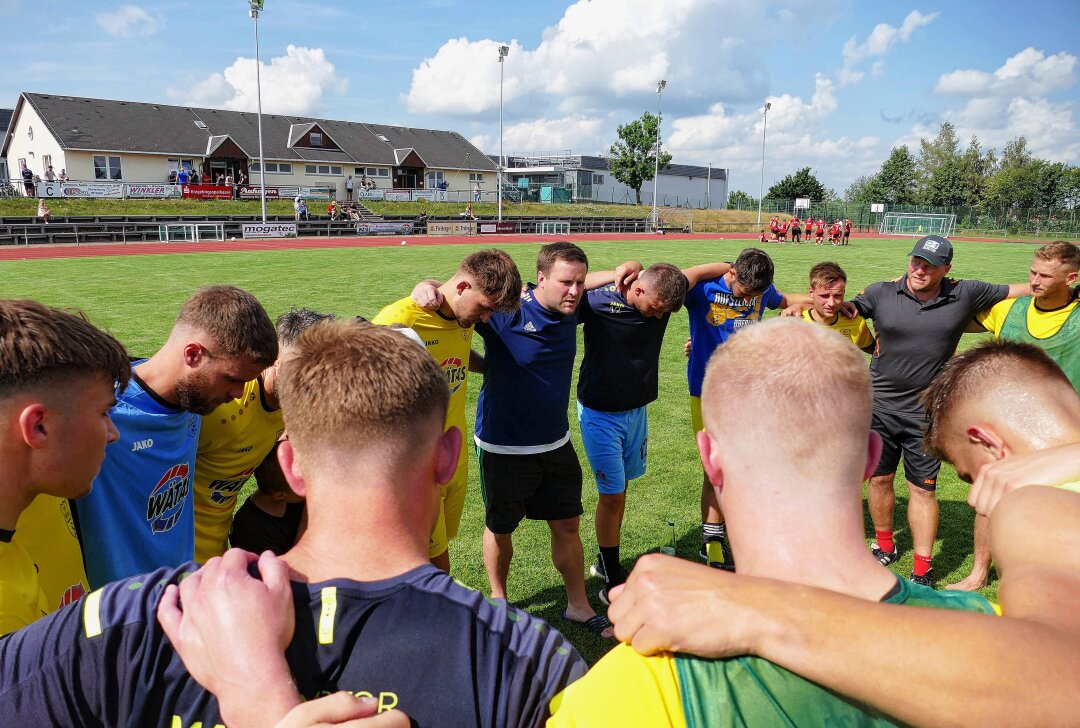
top-left (871, 407), bottom-right (940, 490)
top-left (477, 441), bottom-right (584, 533)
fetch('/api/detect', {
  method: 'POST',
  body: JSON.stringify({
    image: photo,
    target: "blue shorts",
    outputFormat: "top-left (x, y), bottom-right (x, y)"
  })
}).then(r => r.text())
top-left (577, 402), bottom-right (648, 495)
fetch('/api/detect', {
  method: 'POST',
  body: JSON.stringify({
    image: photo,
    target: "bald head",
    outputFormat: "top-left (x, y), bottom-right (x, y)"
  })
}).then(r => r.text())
top-left (701, 318), bottom-right (872, 485)
top-left (923, 340), bottom-right (1080, 473)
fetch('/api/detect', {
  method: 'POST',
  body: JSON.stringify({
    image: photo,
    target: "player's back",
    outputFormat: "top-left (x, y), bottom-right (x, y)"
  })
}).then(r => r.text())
top-left (0, 563), bottom-right (586, 728)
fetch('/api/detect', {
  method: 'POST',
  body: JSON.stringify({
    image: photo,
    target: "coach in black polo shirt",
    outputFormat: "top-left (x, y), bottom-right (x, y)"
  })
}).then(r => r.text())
top-left (852, 235), bottom-right (1026, 586)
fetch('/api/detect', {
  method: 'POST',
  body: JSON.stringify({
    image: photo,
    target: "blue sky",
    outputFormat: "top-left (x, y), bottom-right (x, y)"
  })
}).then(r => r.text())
top-left (2, 0), bottom-right (1077, 195)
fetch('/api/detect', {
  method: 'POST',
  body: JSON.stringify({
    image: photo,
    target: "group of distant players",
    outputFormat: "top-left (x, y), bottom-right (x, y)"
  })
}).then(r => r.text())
top-left (760, 214), bottom-right (851, 245)
top-left (0, 234), bottom-right (1078, 726)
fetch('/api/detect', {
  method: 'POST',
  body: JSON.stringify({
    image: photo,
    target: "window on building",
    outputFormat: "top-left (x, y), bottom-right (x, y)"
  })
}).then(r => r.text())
top-left (592, 174), bottom-right (604, 185)
top-left (42, 155), bottom-right (51, 174)
top-left (309, 132), bottom-right (323, 147)
top-left (426, 171), bottom-right (445, 188)
top-left (251, 162), bottom-right (293, 174)
top-left (168, 159), bottom-right (195, 173)
top-left (18, 157), bottom-right (26, 171)
top-left (94, 155), bottom-right (122, 180)
top-left (305, 164), bottom-right (343, 176)
top-left (469, 173), bottom-right (485, 182)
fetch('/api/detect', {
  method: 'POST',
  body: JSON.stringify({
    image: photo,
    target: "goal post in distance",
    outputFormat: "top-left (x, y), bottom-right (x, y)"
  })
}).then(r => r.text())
top-left (878, 212), bottom-right (956, 238)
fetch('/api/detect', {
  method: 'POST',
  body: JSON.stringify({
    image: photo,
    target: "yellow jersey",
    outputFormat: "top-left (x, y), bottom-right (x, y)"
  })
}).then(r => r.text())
top-left (193, 378), bottom-right (285, 563)
top-left (977, 297), bottom-right (1078, 338)
top-left (0, 532), bottom-right (50, 636)
top-left (13, 495), bottom-right (89, 613)
top-left (372, 298), bottom-right (473, 434)
top-left (802, 308), bottom-right (874, 349)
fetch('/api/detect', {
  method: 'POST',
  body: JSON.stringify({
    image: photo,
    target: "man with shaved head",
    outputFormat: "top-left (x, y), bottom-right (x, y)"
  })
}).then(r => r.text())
top-left (545, 318), bottom-right (997, 725)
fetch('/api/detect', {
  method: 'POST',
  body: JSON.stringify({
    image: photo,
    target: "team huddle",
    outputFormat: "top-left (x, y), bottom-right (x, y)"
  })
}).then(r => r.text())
top-left (0, 237), bottom-right (1078, 726)
top-left (761, 214), bottom-right (851, 245)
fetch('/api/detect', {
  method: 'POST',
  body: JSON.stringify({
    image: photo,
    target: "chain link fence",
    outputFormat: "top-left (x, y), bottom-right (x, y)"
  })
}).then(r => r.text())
top-left (726, 198), bottom-right (1080, 237)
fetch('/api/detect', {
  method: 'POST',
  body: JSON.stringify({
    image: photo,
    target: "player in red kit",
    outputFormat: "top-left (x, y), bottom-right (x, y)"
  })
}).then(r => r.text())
top-left (815, 218), bottom-right (826, 244)
top-left (791, 216), bottom-right (802, 244)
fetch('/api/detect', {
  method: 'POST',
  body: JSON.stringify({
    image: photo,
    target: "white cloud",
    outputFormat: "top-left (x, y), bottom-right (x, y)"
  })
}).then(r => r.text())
top-left (96, 5), bottom-right (161, 38)
top-left (473, 116), bottom-right (608, 156)
top-left (934, 48), bottom-right (1077, 97)
top-left (838, 9), bottom-right (937, 86)
top-left (171, 45), bottom-right (347, 116)
top-left (402, 0), bottom-right (782, 117)
top-left (666, 74), bottom-right (880, 194)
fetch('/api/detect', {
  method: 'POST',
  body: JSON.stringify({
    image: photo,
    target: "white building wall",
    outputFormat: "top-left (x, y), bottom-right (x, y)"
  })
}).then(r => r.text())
top-left (585, 171), bottom-right (728, 209)
top-left (5, 100), bottom-right (67, 183)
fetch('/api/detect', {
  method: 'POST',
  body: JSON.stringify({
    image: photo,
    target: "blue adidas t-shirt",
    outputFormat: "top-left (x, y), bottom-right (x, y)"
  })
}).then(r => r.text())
top-left (685, 276), bottom-right (784, 397)
top-left (0, 563), bottom-right (587, 728)
top-left (74, 364), bottom-right (199, 588)
top-left (475, 284), bottom-right (579, 452)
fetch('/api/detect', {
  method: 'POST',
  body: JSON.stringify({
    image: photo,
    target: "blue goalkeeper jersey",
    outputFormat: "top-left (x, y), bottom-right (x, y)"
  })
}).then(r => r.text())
top-left (0, 563), bottom-right (587, 728)
top-left (73, 364), bottom-right (200, 588)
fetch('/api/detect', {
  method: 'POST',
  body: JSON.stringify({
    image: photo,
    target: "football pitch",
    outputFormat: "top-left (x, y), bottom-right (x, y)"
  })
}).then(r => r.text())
top-left (0, 236), bottom-right (1037, 663)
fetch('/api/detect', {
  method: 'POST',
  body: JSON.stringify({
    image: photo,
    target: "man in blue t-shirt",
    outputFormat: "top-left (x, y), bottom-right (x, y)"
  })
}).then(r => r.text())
top-left (577, 260), bottom-right (730, 601)
top-left (474, 242), bottom-right (634, 639)
top-left (684, 248), bottom-right (808, 570)
top-left (0, 323), bottom-right (586, 728)
top-left (74, 286), bottom-right (277, 588)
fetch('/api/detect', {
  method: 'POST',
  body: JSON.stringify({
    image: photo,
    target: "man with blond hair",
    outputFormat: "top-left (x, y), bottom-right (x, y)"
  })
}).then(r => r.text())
top-left (604, 338), bottom-right (1080, 726)
top-left (0, 300), bottom-right (130, 635)
top-left (74, 285), bottom-right (277, 587)
top-left (374, 249), bottom-right (522, 571)
top-left (799, 262), bottom-right (874, 351)
top-left (545, 318), bottom-right (996, 725)
top-left (0, 322), bottom-right (585, 728)
top-left (939, 241), bottom-right (1080, 590)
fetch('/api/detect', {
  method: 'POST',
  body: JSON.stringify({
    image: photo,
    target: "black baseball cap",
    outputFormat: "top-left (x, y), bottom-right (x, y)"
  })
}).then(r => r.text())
top-left (908, 235), bottom-right (953, 267)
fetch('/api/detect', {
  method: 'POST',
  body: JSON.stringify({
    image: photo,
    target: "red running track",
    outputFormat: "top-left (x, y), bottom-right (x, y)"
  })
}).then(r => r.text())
top-left (0, 231), bottom-right (1045, 262)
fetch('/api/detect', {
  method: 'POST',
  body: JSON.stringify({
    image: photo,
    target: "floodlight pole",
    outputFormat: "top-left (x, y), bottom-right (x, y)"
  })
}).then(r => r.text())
top-left (251, 2), bottom-right (267, 222)
top-left (651, 79), bottom-right (666, 230)
top-left (498, 45), bottom-right (509, 222)
top-left (757, 101), bottom-right (771, 227)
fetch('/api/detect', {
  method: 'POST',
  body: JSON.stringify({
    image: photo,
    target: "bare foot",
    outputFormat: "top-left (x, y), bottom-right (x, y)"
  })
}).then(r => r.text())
top-left (945, 572), bottom-right (989, 591)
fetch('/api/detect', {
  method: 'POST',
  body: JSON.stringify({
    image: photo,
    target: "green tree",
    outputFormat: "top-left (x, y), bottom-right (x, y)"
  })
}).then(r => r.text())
top-left (875, 146), bottom-right (918, 204)
top-left (958, 136), bottom-right (994, 207)
top-left (845, 174), bottom-right (882, 204)
top-left (727, 190), bottom-right (758, 209)
top-left (766, 166), bottom-right (827, 201)
top-left (608, 111), bottom-right (672, 205)
top-left (916, 122), bottom-right (961, 201)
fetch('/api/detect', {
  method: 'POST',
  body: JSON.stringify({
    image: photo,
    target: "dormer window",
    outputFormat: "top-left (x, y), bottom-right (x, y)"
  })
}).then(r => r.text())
top-left (310, 132), bottom-right (323, 147)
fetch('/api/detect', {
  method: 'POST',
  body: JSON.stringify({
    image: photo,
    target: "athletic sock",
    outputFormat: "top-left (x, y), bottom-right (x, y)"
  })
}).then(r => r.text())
top-left (599, 546), bottom-right (623, 587)
top-left (875, 529), bottom-right (895, 553)
top-left (912, 553), bottom-right (933, 577)
top-left (702, 522), bottom-right (726, 543)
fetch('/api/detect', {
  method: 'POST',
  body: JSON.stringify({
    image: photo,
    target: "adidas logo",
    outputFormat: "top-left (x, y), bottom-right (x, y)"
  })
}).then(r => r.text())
top-left (523, 321), bottom-right (536, 332)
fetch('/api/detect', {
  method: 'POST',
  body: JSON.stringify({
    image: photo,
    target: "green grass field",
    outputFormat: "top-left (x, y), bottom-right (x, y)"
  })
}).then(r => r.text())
top-left (0, 236), bottom-right (1034, 663)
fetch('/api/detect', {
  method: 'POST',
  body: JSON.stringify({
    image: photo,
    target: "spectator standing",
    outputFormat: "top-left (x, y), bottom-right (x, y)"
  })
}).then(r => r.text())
top-left (293, 194), bottom-right (302, 221)
top-left (345, 174), bottom-right (354, 201)
top-left (21, 165), bottom-right (34, 196)
top-left (474, 181), bottom-right (482, 202)
top-left (44, 166), bottom-right (56, 183)
top-left (177, 168), bottom-right (190, 186)
top-left (190, 169), bottom-right (199, 185)
top-left (58, 169), bottom-right (68, 183)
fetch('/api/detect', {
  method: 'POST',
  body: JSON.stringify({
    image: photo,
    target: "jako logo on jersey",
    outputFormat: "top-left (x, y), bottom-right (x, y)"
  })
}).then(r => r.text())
top-left (440, 357), bottom-right (468, 395)
top-left (147, 463), bottom-right (190, 534)
top-left (131, 438), bottom-right (154, 452)
top-left (208, 467), bottom-right (257, 505)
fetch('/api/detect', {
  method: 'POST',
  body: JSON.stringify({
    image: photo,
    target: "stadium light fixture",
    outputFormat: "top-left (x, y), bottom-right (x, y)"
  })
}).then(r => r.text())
top-left (757, 101), bottom-right (771, 227)
top-left (250, 0), bottom-right (267, 223)
top-left (651, 79), bottom-right (667, 231)
top-left (498, 45), bottom-right (509, 222)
